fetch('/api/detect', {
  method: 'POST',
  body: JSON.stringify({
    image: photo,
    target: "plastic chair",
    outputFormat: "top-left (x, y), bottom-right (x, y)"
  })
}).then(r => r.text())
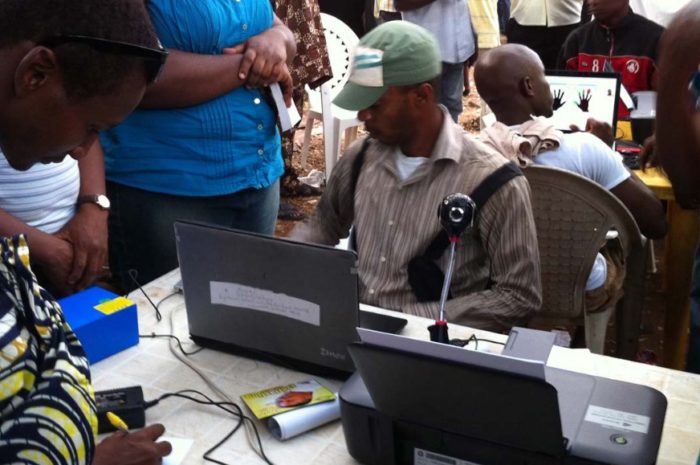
top-left (523, 166), bottom-right (647, 356)
top-left (300, 13), bottom-right (361, 179)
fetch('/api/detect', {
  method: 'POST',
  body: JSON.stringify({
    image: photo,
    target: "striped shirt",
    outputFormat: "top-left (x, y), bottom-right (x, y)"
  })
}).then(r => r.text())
top-left (292, 108), bottom-right (542, 331)
top-left (0, 236), bottom-right (97, 465)
top-left (0, 153), bottom-right (79, 234)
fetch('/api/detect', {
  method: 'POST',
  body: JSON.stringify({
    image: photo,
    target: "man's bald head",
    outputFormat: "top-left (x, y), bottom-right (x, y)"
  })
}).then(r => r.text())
top-left (475, 44), bottom-right (554, 125)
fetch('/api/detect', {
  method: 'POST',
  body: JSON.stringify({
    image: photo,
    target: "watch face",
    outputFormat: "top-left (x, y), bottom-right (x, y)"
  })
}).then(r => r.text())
top-left (96, 195), bottom-right (111, 209)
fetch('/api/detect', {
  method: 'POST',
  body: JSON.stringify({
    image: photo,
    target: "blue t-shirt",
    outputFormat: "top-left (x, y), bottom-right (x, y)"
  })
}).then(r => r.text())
top-left (101, 0), bottom-right (283, 196)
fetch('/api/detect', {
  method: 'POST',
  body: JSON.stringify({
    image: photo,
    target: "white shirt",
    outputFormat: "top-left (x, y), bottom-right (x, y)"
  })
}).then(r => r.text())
top-left (0, 152), bottom-right (79, 234)
top-left (395, 150), bottom-right (429, 182)
top-left (510, 0), bottom-right (583, 27)
top-left (531, 131), bottom-right (630, 290)
top-left (629, 0), bottom-right (690, 27)
top-left (402, 0), bottom-right (476, 64)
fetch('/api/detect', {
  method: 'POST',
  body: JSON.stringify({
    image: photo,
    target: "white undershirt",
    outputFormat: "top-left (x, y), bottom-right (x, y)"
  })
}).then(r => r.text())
top-left (394, 149), bottom-right (429, 182)
top-left (0, 151), bottom-right (79, 234)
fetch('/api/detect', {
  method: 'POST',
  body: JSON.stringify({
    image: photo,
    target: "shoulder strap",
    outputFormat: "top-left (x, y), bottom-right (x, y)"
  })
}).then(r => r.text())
top-left (350, 137), bottom-right (372, 202)
top-left (348, 138), bottom-right (372, 250)
top-left (423, 162), bottom-right (523, 260)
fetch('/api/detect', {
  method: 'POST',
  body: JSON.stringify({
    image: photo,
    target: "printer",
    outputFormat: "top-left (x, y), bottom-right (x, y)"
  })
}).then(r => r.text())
top-left (339, 327), bottom-right (666, 465)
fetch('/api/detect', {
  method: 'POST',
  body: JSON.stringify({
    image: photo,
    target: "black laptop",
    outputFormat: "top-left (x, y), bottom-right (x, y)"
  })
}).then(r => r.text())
top-left (174, 221), bottom-right (407, 377)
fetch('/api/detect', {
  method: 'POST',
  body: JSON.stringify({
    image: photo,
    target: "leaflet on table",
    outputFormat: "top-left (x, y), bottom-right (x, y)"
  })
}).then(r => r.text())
top-left (240, 379), bottom-right (335, 420)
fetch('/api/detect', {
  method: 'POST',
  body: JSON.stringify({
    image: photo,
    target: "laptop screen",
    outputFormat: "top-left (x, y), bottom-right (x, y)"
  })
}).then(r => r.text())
top-left (544, 70), bottom-right (621, 135)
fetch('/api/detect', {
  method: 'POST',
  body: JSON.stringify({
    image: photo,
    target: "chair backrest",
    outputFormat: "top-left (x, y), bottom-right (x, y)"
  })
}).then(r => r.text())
top-left (523, 165), bottom-right (644, 323)
top-left (311, 13), bottom-right (359, 103)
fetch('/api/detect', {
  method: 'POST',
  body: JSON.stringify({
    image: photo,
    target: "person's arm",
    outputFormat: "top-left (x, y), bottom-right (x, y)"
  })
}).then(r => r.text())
top-left (656, 0), bottom-right (700, 209)
top-left (289, 141), bottom-right (366, 245)
top-left (580, 133), bottom-right (667, 239)
top-left (141, 15), bottom-right (295, 109)
top-left (0, 186), bottom-right (75, 296)
top-left (54, 140), bottom-right (109, 292)
top-left (395, 0), bottom-right (437, 12)
top-left (403, 176), bottom-right (543, 331)
top-left (138, 50), bottom-right (247, 108)
top-left (609, 172), bottom-right (667, 239)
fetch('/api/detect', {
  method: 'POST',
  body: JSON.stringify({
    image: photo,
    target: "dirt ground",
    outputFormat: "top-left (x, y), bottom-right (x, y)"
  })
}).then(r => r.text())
top-left (275, 76), bottom-right (667, 362)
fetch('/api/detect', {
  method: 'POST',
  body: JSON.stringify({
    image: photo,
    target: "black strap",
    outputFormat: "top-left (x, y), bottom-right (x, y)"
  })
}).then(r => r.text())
top-left (422, 162), bottom-right (523, 260)
top-left (348, 138), bottom-right (372, 250)
top-left (350, 138), bottom-right (371, 199)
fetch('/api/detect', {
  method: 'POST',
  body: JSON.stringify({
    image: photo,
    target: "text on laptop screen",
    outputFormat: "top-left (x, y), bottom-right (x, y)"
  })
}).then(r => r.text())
top-left (544, 71), bottom-right (620, 133)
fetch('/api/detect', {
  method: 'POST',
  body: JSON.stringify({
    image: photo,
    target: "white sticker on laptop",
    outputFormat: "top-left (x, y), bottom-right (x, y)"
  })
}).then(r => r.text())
top-left (210, 281), bottom-right (320, 326)
top-left (584, 405), bottom-right (650, 434)
top-left (414, 448), bottom-right (482, 465)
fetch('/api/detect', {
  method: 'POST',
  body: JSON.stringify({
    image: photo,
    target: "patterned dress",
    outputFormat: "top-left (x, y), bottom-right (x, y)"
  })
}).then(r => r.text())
top-left (0, 236), bottom-right (97, 465)
top-left (273, 0), bottom-right (333, 197)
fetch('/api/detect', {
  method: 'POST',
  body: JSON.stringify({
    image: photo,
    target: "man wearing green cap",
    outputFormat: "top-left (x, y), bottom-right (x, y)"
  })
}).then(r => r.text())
top-left (291, 21), bottom-right (542, 331)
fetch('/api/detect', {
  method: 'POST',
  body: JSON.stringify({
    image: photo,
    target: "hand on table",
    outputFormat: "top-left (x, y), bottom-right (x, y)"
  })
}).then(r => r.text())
top-left (640, 134), bottom-right (659, 171)
top-left (92, 424), bottom-right (172, 465)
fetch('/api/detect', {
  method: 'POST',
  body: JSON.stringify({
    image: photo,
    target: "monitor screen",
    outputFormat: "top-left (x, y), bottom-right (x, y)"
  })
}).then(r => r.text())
top-left (544, 71), bottom-right (621, 134)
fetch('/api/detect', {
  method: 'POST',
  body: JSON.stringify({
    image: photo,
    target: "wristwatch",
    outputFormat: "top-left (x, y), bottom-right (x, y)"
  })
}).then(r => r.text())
top-left (76, 194), bottom-right (111, 210)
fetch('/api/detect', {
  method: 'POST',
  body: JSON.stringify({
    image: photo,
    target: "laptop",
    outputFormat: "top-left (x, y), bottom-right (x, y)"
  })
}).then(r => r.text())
top-left (544, 70), bottom-right (621, 137)
top-left (174, 221), bottom-right (407, 377)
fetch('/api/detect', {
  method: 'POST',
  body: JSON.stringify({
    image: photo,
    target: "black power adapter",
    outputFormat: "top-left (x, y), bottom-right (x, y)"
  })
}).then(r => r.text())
top-left (95, 385), bottom-right (147, 434)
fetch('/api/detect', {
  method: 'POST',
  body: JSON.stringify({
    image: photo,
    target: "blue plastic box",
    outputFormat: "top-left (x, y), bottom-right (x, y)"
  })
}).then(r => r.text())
top-left (59, 286), bottom-right (139, 364)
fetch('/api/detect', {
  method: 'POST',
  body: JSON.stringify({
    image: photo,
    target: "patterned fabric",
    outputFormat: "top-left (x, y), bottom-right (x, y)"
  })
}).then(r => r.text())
top-left (274, 0), bottom-right (332, 89)
top-left (291, 107), bottom-right (542, 331)
top-left (273, 0), bottom-right (332, 194)
top-left (0, 236), bottom-right (96, 465)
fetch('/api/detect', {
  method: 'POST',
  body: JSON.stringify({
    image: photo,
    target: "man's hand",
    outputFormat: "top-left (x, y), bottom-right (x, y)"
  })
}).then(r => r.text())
top-left (92, 424), bottom-right (172, 465)
top-left (570, 118), bottom-right (614, 147)
top-left (29, 232), bottom-right (75, 297)
top-left (55, 204), bottom-right (109, 292)
top-left (639, 134), bottom-right (659, 170)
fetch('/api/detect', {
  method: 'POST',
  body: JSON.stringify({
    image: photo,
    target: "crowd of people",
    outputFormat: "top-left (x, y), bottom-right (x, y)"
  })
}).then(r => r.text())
top-left (2, 0), bottom-right (700, 464)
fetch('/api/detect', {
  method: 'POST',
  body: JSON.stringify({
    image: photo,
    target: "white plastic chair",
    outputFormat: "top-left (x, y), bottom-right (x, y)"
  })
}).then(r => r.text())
top-left (300, 13), bottom-right (361, 179)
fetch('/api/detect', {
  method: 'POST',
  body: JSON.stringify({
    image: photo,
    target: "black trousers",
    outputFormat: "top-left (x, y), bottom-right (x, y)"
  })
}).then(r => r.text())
top-left (506, 19), bottom-right (579, 70)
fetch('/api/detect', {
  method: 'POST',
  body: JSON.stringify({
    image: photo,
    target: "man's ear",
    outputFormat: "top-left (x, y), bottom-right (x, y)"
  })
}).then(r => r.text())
top-left (521, 76), bottom-right (535, 98)
top-left (412, 82), bottom-right (434, 107)
top-left (14, 47), bottom-right (60, 98)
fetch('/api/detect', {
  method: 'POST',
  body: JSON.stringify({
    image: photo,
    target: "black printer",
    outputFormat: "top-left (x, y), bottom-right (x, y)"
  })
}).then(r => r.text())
top-left (339, 328), bottom-right (666, 465)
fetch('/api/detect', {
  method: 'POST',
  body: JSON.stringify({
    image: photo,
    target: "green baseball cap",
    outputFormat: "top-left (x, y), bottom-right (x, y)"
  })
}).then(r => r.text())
top-left (333, 21), bottom-right (442, 111)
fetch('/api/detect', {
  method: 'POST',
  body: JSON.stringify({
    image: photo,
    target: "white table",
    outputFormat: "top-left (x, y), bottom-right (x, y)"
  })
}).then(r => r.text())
top-left (91, 269), bottom-right (700, 465)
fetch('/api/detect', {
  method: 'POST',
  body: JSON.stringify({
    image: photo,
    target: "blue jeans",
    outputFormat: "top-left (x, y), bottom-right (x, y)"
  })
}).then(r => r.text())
top-left (688, 230), bottom-right (700, 374)
top-left (108, 180), bottom-right (280, 292)
top-left (440, 61), bottom-right (465, 123)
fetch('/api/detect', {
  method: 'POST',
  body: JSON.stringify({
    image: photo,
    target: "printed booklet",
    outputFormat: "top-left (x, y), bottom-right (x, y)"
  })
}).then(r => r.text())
top-left (241, 379), bottom-right (336, 420)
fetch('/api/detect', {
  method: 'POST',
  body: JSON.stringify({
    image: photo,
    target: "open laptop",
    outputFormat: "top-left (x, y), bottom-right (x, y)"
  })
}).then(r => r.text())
top-left (544, 70), bottom-right (621, 137)
top-left (174, 221), bottom-right (407, 377)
